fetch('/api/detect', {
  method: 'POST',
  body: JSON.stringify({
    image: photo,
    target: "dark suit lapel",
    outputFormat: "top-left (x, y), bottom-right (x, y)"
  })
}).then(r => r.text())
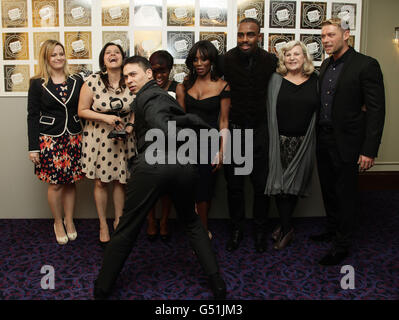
top-left (334, 48), bottom-right (356, 94)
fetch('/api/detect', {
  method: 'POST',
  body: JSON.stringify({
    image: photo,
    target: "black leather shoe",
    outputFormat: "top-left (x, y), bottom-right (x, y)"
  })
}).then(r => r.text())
top-left (160, 233), bottom-right (171, 242)
top-left (209, 273), bottom-right (226, 300)
top-left (93, 284), bottom-right (109, 300)
top-left (254, 233), bottom-right (267, 253)
top-left (99, 240), bottom-right (110, 249)
top-left (318, 249), bottom-right (349, 266)
top-left (226, 230), bottom-right (243, 252)
top-left (309, 232), bottom-right (335, 242)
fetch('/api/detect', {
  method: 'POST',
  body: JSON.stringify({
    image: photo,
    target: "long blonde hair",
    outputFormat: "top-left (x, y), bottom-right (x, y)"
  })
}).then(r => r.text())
top-left (276, 41), bottom-right (314, 76)
top-left (32, 39), bottom-right (70, 85)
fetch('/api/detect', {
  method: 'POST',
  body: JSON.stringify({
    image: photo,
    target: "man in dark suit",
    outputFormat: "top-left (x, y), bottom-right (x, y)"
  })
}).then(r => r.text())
top-left (311, 18), bottom-right (385, 266)
top-left (94, 56), bottom-right (226, 299)
top-left (221, 18), bottom-right (278, 253)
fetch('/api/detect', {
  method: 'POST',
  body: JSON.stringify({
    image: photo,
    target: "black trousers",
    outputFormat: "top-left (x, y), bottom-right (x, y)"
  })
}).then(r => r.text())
top-left (95, 152), bottom-right (219, 295)
top-left (316, 129), bottom-right (359, 252)
top-left (223, 124), bottom-right (270, 234)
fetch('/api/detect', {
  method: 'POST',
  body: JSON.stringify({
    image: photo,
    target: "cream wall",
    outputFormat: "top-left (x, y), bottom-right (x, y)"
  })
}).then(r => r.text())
top-left (361, 0), bottom-right (399, 172)
top-left (1, 0), bottom-right (397, 219)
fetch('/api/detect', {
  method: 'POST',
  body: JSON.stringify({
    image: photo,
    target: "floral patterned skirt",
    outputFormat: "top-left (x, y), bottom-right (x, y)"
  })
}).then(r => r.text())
top-left (35, 133), bottom-right (84, 184)
top-left (279, 135), bottom-right (305, 171)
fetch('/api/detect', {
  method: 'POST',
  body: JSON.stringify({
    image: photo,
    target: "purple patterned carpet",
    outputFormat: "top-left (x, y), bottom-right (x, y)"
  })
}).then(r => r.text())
top-left (0, 191), bottom-right (398, 300)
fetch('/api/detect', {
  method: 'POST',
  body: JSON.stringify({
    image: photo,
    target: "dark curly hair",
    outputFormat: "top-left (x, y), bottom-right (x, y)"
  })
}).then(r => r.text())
top-left (184, 40), bottom-right (220, 90)
top-left (98, 42), bottom-right (126, 90)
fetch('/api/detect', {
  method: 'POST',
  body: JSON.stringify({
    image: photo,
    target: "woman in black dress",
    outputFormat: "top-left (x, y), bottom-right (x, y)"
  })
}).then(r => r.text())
top-left (179, 41), bottom-right (230, 239)
top-left (27, 40), bottom-right (84, 245)
top-left (265, 40), bottom-right (319, 250)
top-left (145, 50), bottom-right (185, 241)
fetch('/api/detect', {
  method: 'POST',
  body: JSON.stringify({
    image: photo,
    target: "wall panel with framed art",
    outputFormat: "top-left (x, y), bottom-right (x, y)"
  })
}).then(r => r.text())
top-left (0, 0), bottom-right (362, 96)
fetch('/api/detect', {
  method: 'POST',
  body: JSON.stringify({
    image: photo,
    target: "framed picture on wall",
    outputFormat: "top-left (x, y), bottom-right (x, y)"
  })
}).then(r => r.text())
top-left (199, 32), bottom-right (227, 55)
top-left (268, 33), bottom-right (295, 55)
top-left (103, 31), bottom-right (130, 56)
top-left (64, 0), bottom-right (92, 26)
top-left (167, 31), bottom-right (195, 60)
top-left (332, 3), bottom-right (357, 30)
top-left (2, 32), bottom-right (29, 60)
top-left (300, 2), bottom-right (327, 29)
top-left (171, 64), bottom-right (189, 83)
top-left (237, 0), bottom-right (265, 28)
top-left (167, 0), bottom-right (195, 26)
top-left (64, 31), bottom-right (92, 59)
top-left (134, 31), bottom-right (162, 59)
top-left (101, 0), bottom-right (129, 26)
top-left (1, 0), bottom-right (28, 28)
top-left (133, 0), bottom-right (162, 27)
top-left (300, 34), bottom-right (324, 62)
top-left (32, 0), bottom-right (59, 27)
top-left (4, 64), bottom-right (30, 92)
top-left (269, 1), bottom-right (296, 29)
top-left (200, 0), bottom-right (227, 27)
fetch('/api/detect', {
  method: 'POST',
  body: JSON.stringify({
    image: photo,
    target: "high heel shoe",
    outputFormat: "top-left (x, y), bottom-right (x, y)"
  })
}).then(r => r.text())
top-left (63, 219), bottom-right (77, 241)
top-left (147, 217), bottom-right (159, 241)
top-left (160, 220), bottom-right (170, 242)
top-left (272, 225), bottom-right (282, 242)
top-left (54, 224), bottom-right (68, 245)
top-left (273, 228), bottom-right (294, 250)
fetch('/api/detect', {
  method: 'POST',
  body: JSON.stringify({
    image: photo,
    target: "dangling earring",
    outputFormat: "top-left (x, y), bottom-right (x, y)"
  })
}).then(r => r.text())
top-left (211, 64), bottom-right (214, 73)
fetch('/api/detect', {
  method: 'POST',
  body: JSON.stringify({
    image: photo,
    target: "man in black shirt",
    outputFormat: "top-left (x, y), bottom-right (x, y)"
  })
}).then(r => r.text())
top-left (221, 18), bottom-right (278, 253)
top-left (311, 18), bottom-right (385, 266)
top-left (94, 56), bottom-right (226, 300)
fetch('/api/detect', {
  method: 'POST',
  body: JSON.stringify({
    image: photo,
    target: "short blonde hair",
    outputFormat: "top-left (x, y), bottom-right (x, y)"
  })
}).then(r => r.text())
top-left (276, 41), bottom-right (314, 76)
top-left (32, 39), bottom-right (70, 85)
top-left (321, 18), bottom-right (350, 31)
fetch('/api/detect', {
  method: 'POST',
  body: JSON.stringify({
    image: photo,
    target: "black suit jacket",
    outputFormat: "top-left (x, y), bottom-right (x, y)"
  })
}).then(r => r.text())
top-left (319, 47), bottom-right (385, 162)
top-left (27, 74), bottom-right (84, 151)
top-left (131, 80), bottom-right (211, 154)
top-left (220, 47), bottom-right (277, 127)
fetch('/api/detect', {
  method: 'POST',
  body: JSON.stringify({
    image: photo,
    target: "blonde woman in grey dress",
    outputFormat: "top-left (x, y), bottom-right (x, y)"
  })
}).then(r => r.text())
top-left (78, 43), bottom-right (136, 246)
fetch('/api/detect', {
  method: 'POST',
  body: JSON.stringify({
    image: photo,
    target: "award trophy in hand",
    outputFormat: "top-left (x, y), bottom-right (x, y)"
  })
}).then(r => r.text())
top-left (107, 97), bottom-right (127, 139)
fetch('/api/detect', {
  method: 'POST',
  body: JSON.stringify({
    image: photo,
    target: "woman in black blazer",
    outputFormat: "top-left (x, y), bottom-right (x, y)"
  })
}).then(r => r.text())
top-left (27, 39), bottom-right (84, 245)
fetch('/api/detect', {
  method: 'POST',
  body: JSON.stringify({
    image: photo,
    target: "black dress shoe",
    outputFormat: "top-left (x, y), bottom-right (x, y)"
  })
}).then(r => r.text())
top-left (93, 285), bottom-right (109, 300)
top-left (99, 240), bottom-right (110, 249)
top-left (309, 232), bottom-right (335, 242)
top-left (318, 249), bottom-right (349, 266)
top-left (147, 234), bottom-right (158, 241)
top-left (208, 273), bottom-right (226, 300)
top-left (160, 233), bottom-right (171, 242)
top-left (226, 230), bottom-right (243, 252)
top-left (254, 233), bottom-right (267, 253)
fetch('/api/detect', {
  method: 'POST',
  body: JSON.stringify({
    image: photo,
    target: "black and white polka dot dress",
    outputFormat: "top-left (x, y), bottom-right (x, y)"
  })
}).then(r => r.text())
top-left (81, 74), bottom-right (136, 183)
